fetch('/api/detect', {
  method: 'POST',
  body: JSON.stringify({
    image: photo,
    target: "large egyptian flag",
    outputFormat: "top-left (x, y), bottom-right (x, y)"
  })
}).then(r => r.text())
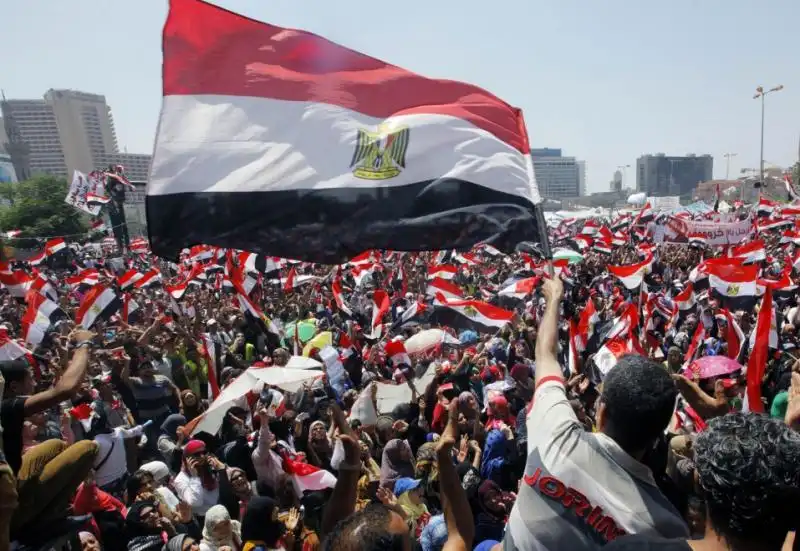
top-left (146, 0), bottom-right (547, 264)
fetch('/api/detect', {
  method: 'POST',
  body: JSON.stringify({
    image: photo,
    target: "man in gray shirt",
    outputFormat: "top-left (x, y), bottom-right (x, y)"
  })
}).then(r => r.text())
top-left (504, 278), bottom-right (688, 550)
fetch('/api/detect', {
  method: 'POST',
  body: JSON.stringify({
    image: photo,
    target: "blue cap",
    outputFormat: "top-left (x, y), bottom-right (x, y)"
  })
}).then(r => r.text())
top-left (474, 541), bottom-right (501, 551)
top-left (393, 477), bottom-right (422, 497)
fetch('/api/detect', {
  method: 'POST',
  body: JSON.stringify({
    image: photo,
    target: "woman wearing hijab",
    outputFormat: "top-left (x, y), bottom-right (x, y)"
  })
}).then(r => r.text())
top-left (164, 534), bottom-right (200, 551)
top-left (158, 414), bottom-right (187, 472)
top-left (393, 477), bottom-right (431, 539)
top-left (126, 500), bottom-right (174, 551)
top-left (484, 396), bottom-right (514, 431)
top-left (455, 391), bottom-right (482, 437)
top-left (359, 441), bottom-right (381, 483)
top-left (218, 466), bottom-right (254, 521)
top-left (140, 461), bottom-right (182, 515)
top-left (473, 480), bottom-right (511, 545)
top-left (181, 390), bottom-right (205, 422)
top-left (305, 420), bottom-right (333, 471)
top-left (199, 505), bottom-right (241, 551)
top-left (240, 496), bottom-right (299, 551)
top-left (479, 428), bottom-right (518, 491)
top-left (379, 438), bottom-right (415, 490)
top-left (414, 442), bottom-right (441, 513)
top-left (173, 440), bottom-right (222, 522)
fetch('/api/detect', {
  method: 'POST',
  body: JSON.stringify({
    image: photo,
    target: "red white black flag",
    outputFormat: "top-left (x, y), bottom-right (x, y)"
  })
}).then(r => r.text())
top-left (146, 0), bottom-right (547, 264)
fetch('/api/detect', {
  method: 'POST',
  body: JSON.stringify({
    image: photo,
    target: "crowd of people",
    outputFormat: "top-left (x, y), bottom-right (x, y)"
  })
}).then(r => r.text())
top-left (1, 199), bottom-right (800, 551)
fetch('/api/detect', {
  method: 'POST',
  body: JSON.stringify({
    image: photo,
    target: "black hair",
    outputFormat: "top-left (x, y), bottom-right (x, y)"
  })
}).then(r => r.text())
top-left (694, 413), bottom-right (800, 549)
top-left (322, 504), bottom-right (406, 551)
top-left (0, 359), bottom-right (29, 385)
top-left (125, 470), bottom-right (155, 506)
top-left (600, 354), bottom-right (677, 454)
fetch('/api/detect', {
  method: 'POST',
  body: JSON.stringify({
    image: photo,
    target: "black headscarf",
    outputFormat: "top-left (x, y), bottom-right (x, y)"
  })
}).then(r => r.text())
top-left (240, 496), bottom-right (285, 546)
top-left (160, 414), bottom-right (187, 439)
top-left (126, 500), bottom-right (160, 538)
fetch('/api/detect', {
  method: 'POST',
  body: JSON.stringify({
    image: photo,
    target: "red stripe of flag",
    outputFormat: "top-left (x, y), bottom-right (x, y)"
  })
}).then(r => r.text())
top-left (746, 287), bottom-right (772, 413)
top-left (164, 0), bottom-right (528, 153)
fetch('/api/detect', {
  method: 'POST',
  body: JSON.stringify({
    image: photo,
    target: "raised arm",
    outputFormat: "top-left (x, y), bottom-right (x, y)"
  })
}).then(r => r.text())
top-left (321, 403), bottom-right (361, 537)
top-left (534, 277), bottom-right (565, 388)
top-left (24, 329), bottom-right (95, 416)
top-left (439, 401), bottom-right (475, 551)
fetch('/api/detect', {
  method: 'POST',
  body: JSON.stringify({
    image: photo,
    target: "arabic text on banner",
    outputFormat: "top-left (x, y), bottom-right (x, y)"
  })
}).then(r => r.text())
top-left (64, 170), bottom-right (101, 215)
top-left (656, 216), bottom-right (751, 246)
top-left (647, 196), bottom-right (681, 210)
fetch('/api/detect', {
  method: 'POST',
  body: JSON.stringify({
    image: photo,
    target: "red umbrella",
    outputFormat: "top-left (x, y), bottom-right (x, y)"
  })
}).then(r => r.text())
top-left (683, 355), bottom-right (743, 380)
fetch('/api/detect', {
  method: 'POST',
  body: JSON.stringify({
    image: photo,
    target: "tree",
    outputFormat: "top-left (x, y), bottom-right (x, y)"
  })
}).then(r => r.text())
top-left (793, 162), bottom-right (800, 188)
top-left (0, 175), bottom-right (87, 242)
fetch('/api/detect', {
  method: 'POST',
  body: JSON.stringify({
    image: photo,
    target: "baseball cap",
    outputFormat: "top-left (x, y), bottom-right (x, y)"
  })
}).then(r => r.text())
top-left (393, 477), bottom-right (421, 497)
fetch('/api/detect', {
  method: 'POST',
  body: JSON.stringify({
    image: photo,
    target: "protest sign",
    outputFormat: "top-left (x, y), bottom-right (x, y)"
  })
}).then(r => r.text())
top-left (657, 215), bottom-right (751, 246)
top-left (64, 170), bottom-right (101, 215)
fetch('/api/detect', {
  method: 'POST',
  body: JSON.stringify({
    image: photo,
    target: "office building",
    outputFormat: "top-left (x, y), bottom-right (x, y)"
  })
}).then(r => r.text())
top-left (101, 152), bottom-right (152, 181)
top-left (1, 99), bottom-right (67, 178)
top-left (1, 89), bottom-right (152, 182)
top-left (636, 153), bottom-right (713, 196)
top-left (45, 89), bottom-right (119, 175)
top-left (531, 148), bottom-right (583, 198)
top-left (530, 148), bottom-right (562, 158)
top-left (611, 170), bottom-right (622, 192)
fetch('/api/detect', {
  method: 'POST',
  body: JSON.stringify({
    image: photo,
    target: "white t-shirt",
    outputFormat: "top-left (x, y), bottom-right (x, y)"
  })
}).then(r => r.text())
top-left (93, 425), bottom-right (144, 487)
top-left (173, 470), bottom-right (220, 516)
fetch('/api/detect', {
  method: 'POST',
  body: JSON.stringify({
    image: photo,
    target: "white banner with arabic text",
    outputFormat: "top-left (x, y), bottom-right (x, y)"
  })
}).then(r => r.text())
top-left (654, 215), bottom-right (751, 246)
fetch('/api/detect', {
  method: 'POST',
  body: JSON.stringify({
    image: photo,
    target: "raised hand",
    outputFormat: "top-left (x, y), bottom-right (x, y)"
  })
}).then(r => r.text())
top-left (376, 486), bottom-right (398, 507)
top-left (456, 434), bottom-right (469, 463)
top-left (437, 401), bottom-right (459, 454)
top-left (284, 507), bottom-right (301, 532)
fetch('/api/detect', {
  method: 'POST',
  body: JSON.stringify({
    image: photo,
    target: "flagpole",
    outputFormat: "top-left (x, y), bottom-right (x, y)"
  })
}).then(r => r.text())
top-left (518, 110), bottom-right (553, 265)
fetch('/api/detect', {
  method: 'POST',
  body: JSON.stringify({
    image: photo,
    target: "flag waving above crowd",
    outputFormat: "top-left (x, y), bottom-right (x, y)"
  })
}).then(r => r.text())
top-left (145, 0), bottom-right (547, 264)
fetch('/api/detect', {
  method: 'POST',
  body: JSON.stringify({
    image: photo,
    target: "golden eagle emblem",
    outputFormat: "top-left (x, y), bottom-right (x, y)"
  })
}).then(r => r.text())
top-left (726, 284), bottom-right (740, 296)
top-left (350, 123), bottom-right (410, 180)
top-left (463, 305), bottom-right (479, 318)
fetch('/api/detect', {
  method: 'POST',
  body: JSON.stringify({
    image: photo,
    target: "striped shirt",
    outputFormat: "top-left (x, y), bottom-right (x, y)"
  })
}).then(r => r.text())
top-left (504, 380), bottom-right (688, 550)
top-left (129, 375), bottom-right (174, 422)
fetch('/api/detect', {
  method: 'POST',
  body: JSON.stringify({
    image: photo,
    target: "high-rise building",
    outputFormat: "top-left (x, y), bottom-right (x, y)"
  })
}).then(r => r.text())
top-left (636, 153), bottom-right (713, 196)
top-left (44, 89), bottom-right (119, 175)
top-left (531, 148), bottom-right (583, 198)
top-left (1, 99), bottom-right (67, 178)
top-left (1, 89), bottom-right (151, 182)
top-left (611, 170), bottom-right (623, 192)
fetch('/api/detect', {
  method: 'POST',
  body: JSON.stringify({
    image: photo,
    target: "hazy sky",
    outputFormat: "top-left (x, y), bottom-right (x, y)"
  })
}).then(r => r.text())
top-left (4, 0), bottom-right (799, 192)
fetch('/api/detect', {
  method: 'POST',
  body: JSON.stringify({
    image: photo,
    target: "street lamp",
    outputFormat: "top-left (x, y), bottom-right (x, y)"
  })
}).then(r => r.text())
top-left (722, 153), bottom-right (737, 180)
top-left (753, 85), bottom-right (784, 191)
